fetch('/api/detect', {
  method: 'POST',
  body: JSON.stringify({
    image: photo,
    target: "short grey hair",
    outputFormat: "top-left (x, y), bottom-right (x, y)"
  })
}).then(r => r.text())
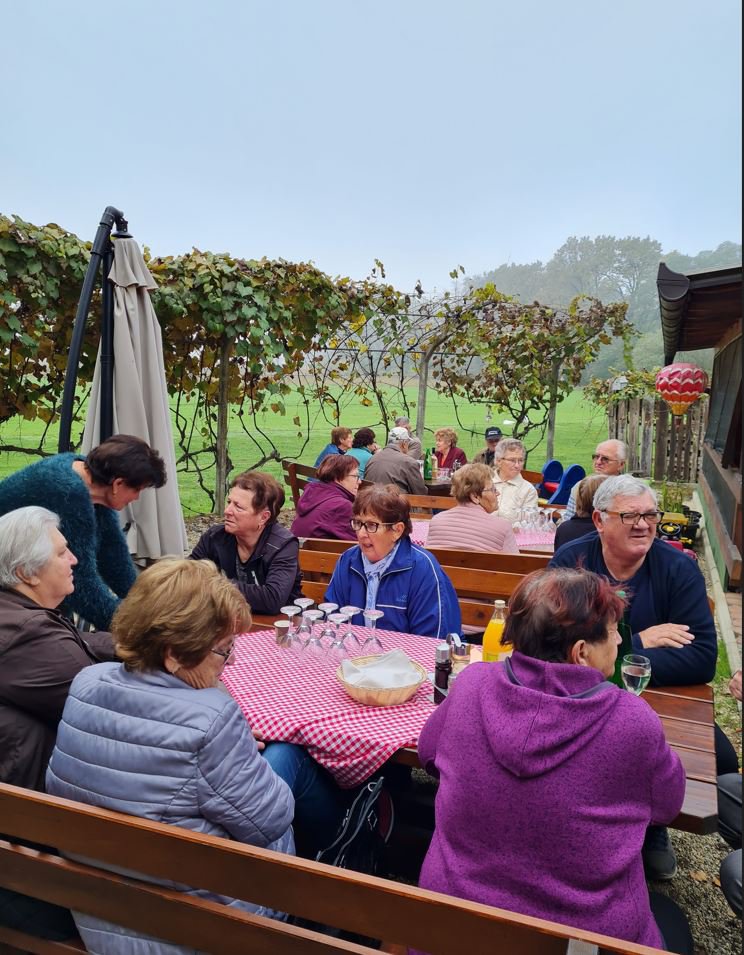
top-left (598, 438), bottom-right (628, 463)
top-left (0, 506), bottom-right (61, 588)
top-left (493, 438), bottom-right (526, 464)
top-left (394, 416), bottom-right (411, 427)
top-left (593, 475), bottom-right (657, 520)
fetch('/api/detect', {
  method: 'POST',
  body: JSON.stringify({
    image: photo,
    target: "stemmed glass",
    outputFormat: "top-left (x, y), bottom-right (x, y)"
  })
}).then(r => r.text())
top-left (294, 597), bottom-right (315, 616)
top-left (281, 605), bottom-right (302, 633)
top-left (303, 609), bottom-right (326, 661)
top-left (361, 609), bottom-right (384, 654)
top-left (621, 654), bottom-right (652, 695)
top-left (327, 613), bottom-right (350, 664)
top-left (318, 602), bottom-right (339, 648)
top-left (340, 606), bottom-right (363, 655)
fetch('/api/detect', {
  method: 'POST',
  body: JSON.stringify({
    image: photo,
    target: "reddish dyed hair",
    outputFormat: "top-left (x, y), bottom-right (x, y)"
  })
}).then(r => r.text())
top-left (353, 484), bottom-right (413, 536)
top-left (502, 568), bottom-right (626, 663)
top-left (317, 454), bottom-right (359, 483)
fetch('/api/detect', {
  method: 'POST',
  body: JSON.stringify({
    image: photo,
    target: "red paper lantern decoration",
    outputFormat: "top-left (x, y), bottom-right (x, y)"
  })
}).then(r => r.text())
top-left (655, 363), bottom-right (707, 416)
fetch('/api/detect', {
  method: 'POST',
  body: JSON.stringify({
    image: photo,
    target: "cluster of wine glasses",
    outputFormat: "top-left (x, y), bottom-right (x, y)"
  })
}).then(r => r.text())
top-left (277, 599), bottom-right (385, 664)
top-left (512, 506), bottom-right (558, 535)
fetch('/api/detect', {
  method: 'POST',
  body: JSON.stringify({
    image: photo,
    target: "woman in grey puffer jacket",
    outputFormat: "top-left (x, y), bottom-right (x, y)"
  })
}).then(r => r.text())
top-left (46, 559), bottom-right (294, 955)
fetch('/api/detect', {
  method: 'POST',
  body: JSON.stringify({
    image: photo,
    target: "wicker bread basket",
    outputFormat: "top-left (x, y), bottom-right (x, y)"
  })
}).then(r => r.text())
top-left (335, 654), bottom-right (428, 706)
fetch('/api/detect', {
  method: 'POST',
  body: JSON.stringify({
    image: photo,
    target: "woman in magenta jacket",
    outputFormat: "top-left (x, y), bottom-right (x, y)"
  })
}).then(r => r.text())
top-left (416, 568), bottom-right (691, 953)
top-left (290, 454), bottom-right (359, 541)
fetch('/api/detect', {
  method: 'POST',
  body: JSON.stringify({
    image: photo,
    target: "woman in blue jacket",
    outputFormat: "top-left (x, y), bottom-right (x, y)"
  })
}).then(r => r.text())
top-left (47, 559), bottom-right (295, 954)
top-left (325, 484), bottom-right (460, 639)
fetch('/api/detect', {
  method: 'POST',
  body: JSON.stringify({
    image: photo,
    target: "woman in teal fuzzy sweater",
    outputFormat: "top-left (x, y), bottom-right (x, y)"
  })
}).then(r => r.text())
top-left (0, 436), bottom-right (165, 629)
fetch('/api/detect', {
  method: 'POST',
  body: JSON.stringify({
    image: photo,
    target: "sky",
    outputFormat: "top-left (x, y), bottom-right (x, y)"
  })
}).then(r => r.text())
top-left (1, 0), bottom-right (741, 294)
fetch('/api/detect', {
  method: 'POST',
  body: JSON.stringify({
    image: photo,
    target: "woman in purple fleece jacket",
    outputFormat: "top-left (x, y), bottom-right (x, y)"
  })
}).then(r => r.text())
top-left (417, 568), bottom-right (692, 954)
top-left (290, 454), bottom-right (359, 541)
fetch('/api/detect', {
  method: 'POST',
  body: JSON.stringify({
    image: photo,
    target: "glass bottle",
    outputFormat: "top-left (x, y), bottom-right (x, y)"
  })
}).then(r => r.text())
top-left (434, 643), bottom-right (451, 704)
top-left (482, 599), bottom-right (508, 662)
top-left (430, 447), bottom-right (439, 481)
top-left (611, 593), bottom-right (634, 688)
top-left (423, 447), bottom-right (432, 481)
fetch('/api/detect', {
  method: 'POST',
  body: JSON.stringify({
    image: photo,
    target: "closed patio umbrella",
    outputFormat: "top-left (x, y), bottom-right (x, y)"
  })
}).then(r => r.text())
top-left (81, 234), bottom-right (187, 561)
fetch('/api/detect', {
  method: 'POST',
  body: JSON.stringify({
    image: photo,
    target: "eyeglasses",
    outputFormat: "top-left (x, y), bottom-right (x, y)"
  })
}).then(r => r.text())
top-left (603, 510), bottom-right (663, 526)
top-left (592, 454), bottom-right (618, 465)
top-left (350, 519), bottom-right (396, 534)
top-left (210, 644), bottom-right (235, 661)
top-left (502, 457), bottom-right (524, 465)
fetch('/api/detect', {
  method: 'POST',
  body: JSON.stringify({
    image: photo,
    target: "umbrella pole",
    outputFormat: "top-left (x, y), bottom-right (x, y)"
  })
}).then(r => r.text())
top-left (58, 205), bottom-right (129, 452)
top-left (99, 245), bottom-right (115, 442)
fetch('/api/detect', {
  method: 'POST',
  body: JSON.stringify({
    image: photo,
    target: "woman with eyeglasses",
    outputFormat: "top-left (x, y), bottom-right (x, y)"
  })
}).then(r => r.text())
top-left (47, 559), bottom-right (297, 954)
top-left (492, 438), bottom-right (538, 524)
top-left (426, 463), bottom-right (519, 555)
top-left (290, 454), bottom-right (360, 541)
top-left (324, 484), bottom-right (460, 639)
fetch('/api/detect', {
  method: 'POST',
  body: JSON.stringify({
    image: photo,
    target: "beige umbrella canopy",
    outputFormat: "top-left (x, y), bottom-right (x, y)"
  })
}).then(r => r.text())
top-left (82, 237), bottom-right (187, 560)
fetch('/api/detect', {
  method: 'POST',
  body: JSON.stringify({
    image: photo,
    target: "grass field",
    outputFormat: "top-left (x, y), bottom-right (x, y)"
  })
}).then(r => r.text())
top-left (0, 387), bottom-right (608, 515)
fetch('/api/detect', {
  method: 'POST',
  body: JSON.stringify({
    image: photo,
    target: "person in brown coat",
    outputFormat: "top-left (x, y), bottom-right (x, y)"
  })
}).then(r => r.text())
top-left (0, 506), bottom-right (115, 790)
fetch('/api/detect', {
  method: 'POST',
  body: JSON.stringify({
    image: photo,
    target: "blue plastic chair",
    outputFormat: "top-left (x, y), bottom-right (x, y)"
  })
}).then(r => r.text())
top-left (539, 459), bottom-right (563, 498)
top-left (547, 463), bottom-right (586, 505)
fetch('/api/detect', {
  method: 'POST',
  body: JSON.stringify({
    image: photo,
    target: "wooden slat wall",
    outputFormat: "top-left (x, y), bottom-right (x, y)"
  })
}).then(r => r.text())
top-left (608, 398), bottom-right (708, 483)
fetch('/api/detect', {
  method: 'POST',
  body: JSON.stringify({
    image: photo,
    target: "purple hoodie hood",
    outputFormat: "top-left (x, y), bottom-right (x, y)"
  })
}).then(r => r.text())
top-left (295, 480), bottom-right (353, 517)
top-left (478, 651), bottom-right (622, 778)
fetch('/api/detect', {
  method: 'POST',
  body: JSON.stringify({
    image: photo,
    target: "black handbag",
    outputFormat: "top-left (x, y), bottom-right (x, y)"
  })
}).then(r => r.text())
top-left (315, 777), bottom-right (394, 876)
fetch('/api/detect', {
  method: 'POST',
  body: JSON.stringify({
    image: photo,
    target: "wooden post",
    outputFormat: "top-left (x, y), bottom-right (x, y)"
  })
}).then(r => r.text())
top-left (654, 402), bottom-right (669, 481)
top-left (640, 397), bottom-right (654, 477)
top-left (545, 359), bottom-right (560, 460)
top-left (627, 397), bottom-right (641, 473)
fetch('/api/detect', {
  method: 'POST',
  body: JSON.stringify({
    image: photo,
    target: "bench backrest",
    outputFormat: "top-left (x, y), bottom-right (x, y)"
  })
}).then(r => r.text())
top-left (426, 548), bottom-right (550, 574)
top-left (404, 494), bottom-right (457, 518)
top-left (282, 460), bottom-right (318, 507)
top-left (0, 783), bottom-right (666, 955)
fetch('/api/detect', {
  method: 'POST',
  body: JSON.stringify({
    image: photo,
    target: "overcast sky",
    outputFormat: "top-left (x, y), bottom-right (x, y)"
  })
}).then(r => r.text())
top-left (2, 0), bottom-right (741, 293)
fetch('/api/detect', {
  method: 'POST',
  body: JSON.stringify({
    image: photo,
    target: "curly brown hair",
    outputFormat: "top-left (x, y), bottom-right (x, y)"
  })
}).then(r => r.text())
top-left (112, 559), bottom-right (251, 672)
top-left (449, 463), bottom-right (493, 504)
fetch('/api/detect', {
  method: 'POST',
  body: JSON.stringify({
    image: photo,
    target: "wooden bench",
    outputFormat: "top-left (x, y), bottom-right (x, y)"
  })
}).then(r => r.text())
top-left (0, 783), bottom-right (666, 955)
top-left (404, 494), bottom-right (457, 518)
top-left (426, 547), bottom-right (550, 574)
top-left (281, 460), bottom-right (318, 508)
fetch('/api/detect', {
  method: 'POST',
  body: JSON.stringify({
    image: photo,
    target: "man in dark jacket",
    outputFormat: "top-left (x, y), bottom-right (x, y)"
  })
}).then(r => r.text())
top-left (549, 474), bottom-right (720, 882)
top-left (365, 429), bottom-right (427, 495)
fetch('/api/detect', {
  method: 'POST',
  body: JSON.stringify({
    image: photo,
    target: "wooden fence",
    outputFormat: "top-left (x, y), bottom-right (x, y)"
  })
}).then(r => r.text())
top-left (607, 397), bottom-right (708, 483)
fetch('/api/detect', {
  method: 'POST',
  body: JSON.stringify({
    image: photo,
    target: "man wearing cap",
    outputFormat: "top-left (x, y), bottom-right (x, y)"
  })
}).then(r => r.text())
top-left (365, 428), bottom-right (427, 494)
top-left (563, 439), bottom-right (627, 518)
top-left (394, 416), bottom-right (422, 461)
top-left (473, 427), bottom-right (502, 467)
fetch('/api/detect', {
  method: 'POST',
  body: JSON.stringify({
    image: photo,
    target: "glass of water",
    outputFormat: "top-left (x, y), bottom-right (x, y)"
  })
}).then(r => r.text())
top-left (621, 654), bottom-right (652, 695)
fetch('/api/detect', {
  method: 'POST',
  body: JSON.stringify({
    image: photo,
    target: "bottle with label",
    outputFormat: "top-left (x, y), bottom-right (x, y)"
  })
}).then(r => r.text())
top-left (430, 447), bottom-right (439, 481)
top-left (482, 599), bottom-right (509, 662)
top-left (434, 643), bottom-right (451, 704)
top-left (610, 595), bottom-right (634, 688)
top-left (423, 447), bottom-right (432, 481)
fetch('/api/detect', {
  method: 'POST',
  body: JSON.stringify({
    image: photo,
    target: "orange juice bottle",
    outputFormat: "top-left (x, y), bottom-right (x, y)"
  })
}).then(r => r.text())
top-left (482, 599), bottom-right (508, 662)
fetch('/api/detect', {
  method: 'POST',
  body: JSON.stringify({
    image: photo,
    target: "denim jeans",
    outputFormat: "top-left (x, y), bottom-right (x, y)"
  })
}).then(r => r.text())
top-left (262, 742), bottom-right (348, 858)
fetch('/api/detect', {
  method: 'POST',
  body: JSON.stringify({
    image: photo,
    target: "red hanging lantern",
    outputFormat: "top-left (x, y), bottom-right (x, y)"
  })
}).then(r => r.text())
top-left (655, 363), bottom-right (707, 415)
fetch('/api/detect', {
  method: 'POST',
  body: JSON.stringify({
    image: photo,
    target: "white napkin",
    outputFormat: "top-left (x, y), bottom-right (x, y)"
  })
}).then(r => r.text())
top-left (341, 649), bottom-right (422, 689)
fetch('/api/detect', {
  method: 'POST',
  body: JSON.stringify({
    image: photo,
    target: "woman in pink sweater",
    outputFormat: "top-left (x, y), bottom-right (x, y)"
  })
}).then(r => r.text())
top-left (426, 463), bottom-right (518, 554)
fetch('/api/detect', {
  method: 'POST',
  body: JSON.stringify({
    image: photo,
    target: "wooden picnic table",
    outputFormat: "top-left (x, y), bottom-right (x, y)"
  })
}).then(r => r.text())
top-left (230, 626), bottom-right (718, 835)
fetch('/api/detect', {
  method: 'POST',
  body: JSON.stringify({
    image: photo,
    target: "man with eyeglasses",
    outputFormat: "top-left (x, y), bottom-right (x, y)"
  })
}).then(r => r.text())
top-left (563, 439), bottom-right (627, 519)
top-left (550, 475), bottom-right (719, 882)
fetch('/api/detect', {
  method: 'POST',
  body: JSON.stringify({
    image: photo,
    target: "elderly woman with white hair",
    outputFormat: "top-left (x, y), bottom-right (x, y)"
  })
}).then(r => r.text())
top-left (0, 505), bottom-right (115, 944)
top-left (0, 506), bottom-right (115, 791)
top-left (491, 437), bottom-right (538, 524)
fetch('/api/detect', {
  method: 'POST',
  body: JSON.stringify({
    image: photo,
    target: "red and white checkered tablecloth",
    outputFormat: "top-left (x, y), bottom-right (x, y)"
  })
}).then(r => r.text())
top-left (411, 520), bottom-right (430, 545)
top-left (221, 627), bottom-right (438, 788)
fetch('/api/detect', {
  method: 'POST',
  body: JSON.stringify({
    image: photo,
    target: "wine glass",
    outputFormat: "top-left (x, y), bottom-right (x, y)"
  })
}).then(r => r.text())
top-left (294, 597), bottom-right (315, 615)
top-left (621, 654), bottom-right (652, 695)
top-left (340, 606), bottom-right (363, 654)
top-left (303, 609), bottom-right (326, 661)
top-left (361, 609), bottom-right (384, 654)
top-left (318, 601), bottom-right (338, 620)
top-left (281, 605), bottom-right (302, 633)
top-left (327, 613), bottom-right (350, 664)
